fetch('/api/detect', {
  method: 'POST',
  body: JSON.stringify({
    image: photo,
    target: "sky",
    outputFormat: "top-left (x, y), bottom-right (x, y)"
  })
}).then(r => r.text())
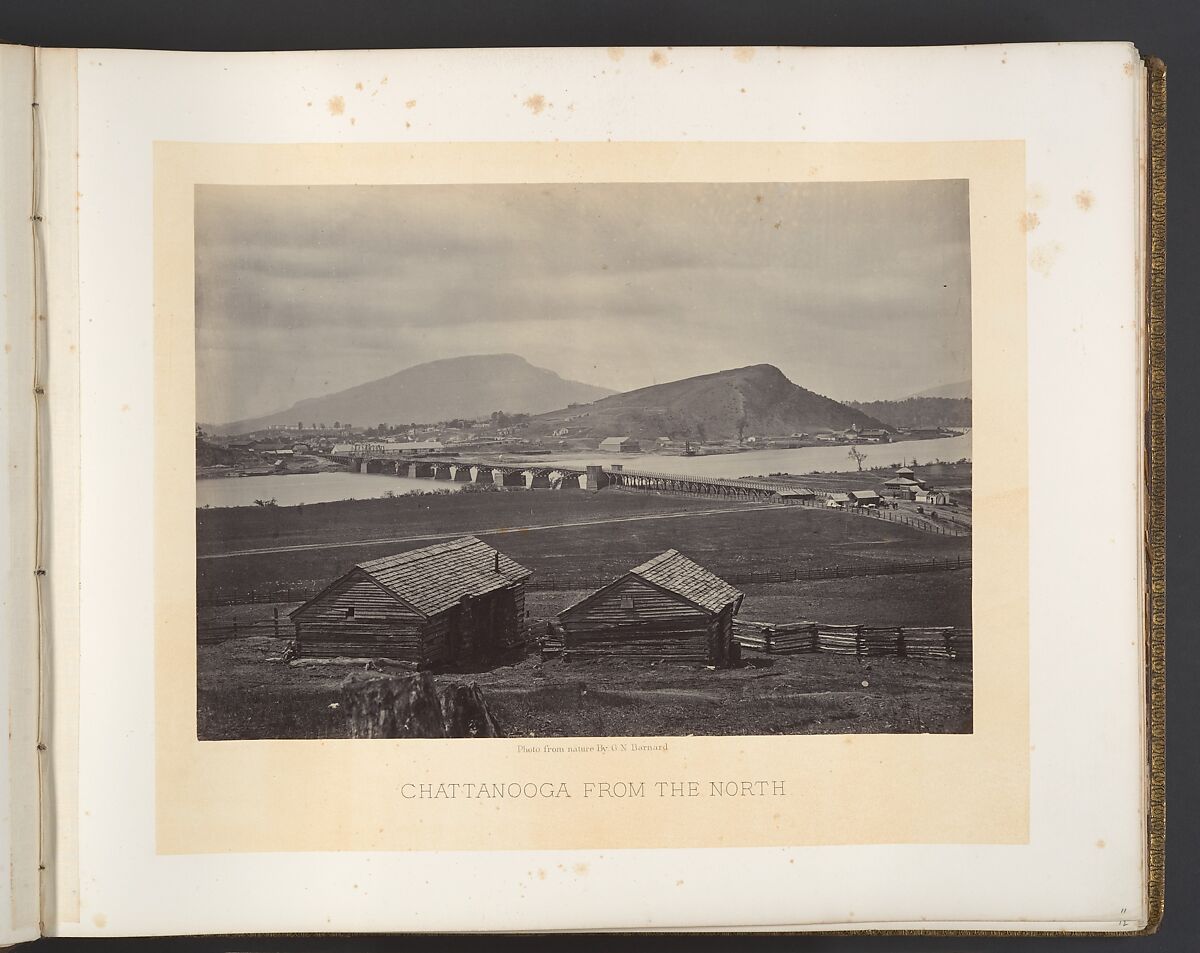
top-left (195, 180), bottom-right (971, 425)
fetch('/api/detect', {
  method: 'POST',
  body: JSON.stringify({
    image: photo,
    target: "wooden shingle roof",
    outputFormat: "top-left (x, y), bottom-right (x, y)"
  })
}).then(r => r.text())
top-left (354, 536), bottom-right (531, 617)
top-left (628, 549), bottom-right (743, 615)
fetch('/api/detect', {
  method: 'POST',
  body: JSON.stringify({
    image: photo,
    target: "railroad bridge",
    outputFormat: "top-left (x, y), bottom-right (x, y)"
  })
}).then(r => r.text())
top-left (331, 452), bottom-right (794, 499)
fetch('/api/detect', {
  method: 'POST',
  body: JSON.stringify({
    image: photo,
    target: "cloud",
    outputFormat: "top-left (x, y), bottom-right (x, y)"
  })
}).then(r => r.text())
top-left (196, 180), bottom-right (971, 423)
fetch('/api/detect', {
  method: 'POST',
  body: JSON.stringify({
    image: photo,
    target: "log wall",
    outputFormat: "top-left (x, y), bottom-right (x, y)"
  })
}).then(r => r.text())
top-left (559, 577), bottom-right (730, 663)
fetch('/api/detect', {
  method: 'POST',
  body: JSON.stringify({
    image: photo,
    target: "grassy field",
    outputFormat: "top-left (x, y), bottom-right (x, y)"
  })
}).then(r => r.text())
top-left (198, 488), bottom-right (970, 595)
top-left (199, 633), bottom-right (972, 740)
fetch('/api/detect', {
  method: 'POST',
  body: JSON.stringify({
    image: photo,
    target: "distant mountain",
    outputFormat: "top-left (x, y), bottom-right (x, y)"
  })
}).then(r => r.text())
top-left (908, 380), bottom-right (971, 400)
top-left (848, 396), bottom-right (972, 430)
top-left (209, 354), bottom-right (615, 435)
top-left (530, 364), bottom-right (889, 441)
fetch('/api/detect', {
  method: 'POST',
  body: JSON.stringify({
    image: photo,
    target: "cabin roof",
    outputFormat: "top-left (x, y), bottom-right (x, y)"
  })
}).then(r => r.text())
top-left (850, 490), bottom-right (882, 500)
top-left (558, 549), bottom-right (742, 619)
top-left (629, 549), bottom-right (743, 614)
top-left (883, 477), bottom-right (922, 486)
top-left (294, 536), bottom-right (531, 620)
top-left (775, 488), bottom-right (815, 497)
top-left (599, 435), bottom-right (633, 445)
top-left (829, 493), bottom-right (852, 502)
top-left (896, 466), bottom-right (915, 475)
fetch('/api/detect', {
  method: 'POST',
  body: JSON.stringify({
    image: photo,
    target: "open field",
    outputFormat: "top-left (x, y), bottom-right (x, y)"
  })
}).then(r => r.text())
top-left (198, 633), bottom-right (972, 740)
top-left (198, 489), bottom-right (970, 596)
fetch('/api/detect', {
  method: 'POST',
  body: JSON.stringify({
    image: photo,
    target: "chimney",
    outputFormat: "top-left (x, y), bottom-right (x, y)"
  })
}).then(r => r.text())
top-left (494, 551), bottom-right (500, 572)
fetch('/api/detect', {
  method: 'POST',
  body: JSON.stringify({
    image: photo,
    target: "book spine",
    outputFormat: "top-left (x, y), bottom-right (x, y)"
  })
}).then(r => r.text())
top-left (1143, 54), bottom-right (1167, 937)
top-left (0, 42), bottom-right (43, 946)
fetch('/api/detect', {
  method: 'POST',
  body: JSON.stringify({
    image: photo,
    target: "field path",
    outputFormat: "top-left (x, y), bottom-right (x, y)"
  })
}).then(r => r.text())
top-left (200, 501), bottom-right (785, 560)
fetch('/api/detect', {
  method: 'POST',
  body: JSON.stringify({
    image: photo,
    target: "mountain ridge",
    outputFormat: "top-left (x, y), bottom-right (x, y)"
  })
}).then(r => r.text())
top-left (529, 363), bottom-right (888, 441)
top-left (207, 354), bottom-right (615, 435)
top-left (908, 380), bottom-right (971, 400)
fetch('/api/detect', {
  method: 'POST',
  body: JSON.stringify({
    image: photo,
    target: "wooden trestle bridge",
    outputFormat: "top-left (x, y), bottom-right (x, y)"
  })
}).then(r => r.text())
top-left (332, 451), bottom-right (797, 500)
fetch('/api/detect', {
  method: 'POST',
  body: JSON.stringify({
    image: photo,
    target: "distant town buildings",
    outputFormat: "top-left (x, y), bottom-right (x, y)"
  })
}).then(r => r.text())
top-left (599, 436), bottom-right (641, 453)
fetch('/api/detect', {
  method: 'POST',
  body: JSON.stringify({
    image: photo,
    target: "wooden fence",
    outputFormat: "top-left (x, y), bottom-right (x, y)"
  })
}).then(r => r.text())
top-left (733, 619), bottom-right (972, 661)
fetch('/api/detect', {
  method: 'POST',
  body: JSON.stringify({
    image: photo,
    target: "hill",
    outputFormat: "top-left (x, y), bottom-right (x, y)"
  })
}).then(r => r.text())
top-left (530, 364), bottom-right (888, 441)
top-left (195, 435), bottom-right (266, 468)
top-left (848, 396), bottom-right (972, 429)
top-left (908, 380), bottom-right (971, 400)
top-left (208, 354), bottom-right (614, 435)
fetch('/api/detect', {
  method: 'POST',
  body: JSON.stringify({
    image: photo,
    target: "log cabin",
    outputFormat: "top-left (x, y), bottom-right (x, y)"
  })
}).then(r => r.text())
top-left (289, 536), bottom-right (531, 666)
top-left (556, 550), bottom-right (744, 666)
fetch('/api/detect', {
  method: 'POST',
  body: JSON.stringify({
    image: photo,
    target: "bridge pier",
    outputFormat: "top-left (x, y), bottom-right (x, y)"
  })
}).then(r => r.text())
top-left (497, 470), bottom-right (524, 487)
top-left (524, 470), bottom-right (551, 489)
top-left (432, 464), bottom-right (452, 481)
top-left (450, 465), bottom-right (473, 483)
top-left (586, 465), bottom-right (608, 491)
top-left (410, 461), bottom-right (435, 478)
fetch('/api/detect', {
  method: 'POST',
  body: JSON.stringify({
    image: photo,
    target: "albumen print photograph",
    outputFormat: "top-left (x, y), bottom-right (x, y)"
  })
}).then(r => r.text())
top-left (194, 180), bottom-right (973, 741)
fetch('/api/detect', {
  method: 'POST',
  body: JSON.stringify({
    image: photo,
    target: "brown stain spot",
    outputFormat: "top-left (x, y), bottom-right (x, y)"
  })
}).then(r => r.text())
top-left (380, 75), bottom-right (389, 84)
top-left (1018, 211), bottom-right (1040, 233)
top-left (773, 220), bottom-right (782, 230)
top-left (1075, 190), bottom-right (1095, 211)
top-left (740, 87), bottom-right (747, 94)
top-left (1096, 838), bottom-right (1107, 848)
top-left (3, 342), bottom-right (10, 353)
top-left (1029, 241), bottom-right (1063, 276)
top-left (406, 99), bottom-right (417, 109)
top-left (1025, 185), bottom-right (1048, 211)
top-left (92, 913), bottom-right (107, 928)
top-left (733, 46), bottom-right (756, 62)
top-left (536, 868), bottom-right (547, 880)
top-left (754, 194), bottom-right (763, 204)
top-left (607, 47), bottom-right (625, 62)
top-left (649, 49), bottom-right (669, 69)
top-left (1123, 61), bottom-right (1135, 76)
top-left (120, 403), bottom-right (130, 412)
top-left (523, 94), bottom-right (547, 115)
top-left (305, 101), bottom-right (312, 107)
top-left (354, 81), bottom-right (363, 91)
top-left (327, 95), bottom-right (345, 116)
top-left (676, 879), bottom-right (684, 886)
top-left (573, 863), bottom-right (588, 875)
top-left (1001, 52), bottom-right (1008, 64)
top-left (350, 117), bottom-right (357, 126)
top-left (68, 343), bottom-right (76, 353)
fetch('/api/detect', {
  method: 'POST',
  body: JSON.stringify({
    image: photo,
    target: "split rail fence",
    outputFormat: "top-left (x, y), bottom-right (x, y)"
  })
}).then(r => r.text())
top-left (733, 619), bottom-right (972, 661)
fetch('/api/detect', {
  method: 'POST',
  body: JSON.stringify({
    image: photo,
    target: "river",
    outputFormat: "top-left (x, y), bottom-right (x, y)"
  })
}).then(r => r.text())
top-left (196, 433), bottom-right (970, 509)
top-left (536, 433), bottom-right (971, 479)
top-left (196, 472), bottom-right (460, 509)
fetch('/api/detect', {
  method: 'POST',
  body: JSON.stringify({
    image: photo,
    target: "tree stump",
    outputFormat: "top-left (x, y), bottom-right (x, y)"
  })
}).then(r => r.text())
top-left (342, 671), bottom-right (447, 739)
top-left (440, 682), bottom-right (505, 738)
